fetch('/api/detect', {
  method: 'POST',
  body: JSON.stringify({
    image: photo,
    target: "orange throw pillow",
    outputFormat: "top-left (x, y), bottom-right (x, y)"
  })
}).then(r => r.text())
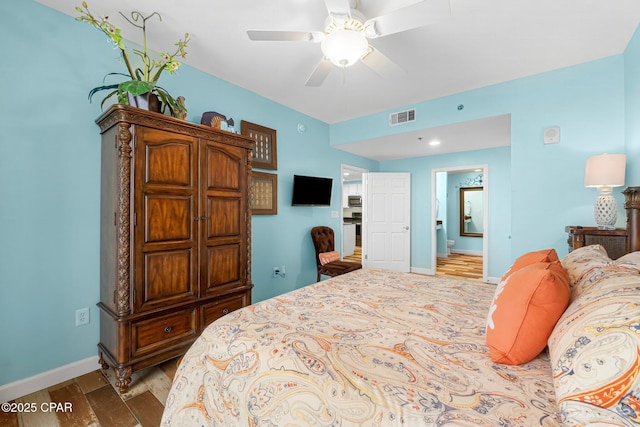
top-left (319, 251), bottom-right (340, 265)
top-left (486, 261), bottom-right (570, 365)
top-left (501, 248), bottom-right (559, 282)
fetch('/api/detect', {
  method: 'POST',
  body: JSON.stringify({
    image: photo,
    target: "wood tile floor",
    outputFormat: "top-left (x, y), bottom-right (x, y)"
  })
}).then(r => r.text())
top-left (344, 249), bottom-right (483, 281)
top-left (436, 253), bottom-right (483, 280)
top-left (1, 358), bottom-right (179, 427)
top-left (342, 246), bottom-right (362, 263)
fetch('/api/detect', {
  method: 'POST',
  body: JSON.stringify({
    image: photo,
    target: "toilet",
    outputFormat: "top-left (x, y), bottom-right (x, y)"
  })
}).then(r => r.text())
top-left (446, 240), bottom-right (455, 255)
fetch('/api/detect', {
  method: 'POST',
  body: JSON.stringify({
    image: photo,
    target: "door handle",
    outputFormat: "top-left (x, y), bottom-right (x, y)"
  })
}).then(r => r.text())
top-left (403, 226), bottom-right (410, 230)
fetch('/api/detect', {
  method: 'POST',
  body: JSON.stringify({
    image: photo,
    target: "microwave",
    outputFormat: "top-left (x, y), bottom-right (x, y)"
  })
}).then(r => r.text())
top-left (348, 195), bottom-right (362, 207)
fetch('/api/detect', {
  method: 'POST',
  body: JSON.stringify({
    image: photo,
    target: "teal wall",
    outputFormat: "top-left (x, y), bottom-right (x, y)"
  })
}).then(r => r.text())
top-left (626, 25), bottom-right (640, 185)
top-left (381, 147), bottom-right (511, 276)
top-left (0, 0), bottom-right (376, 386)
top-left (334, 55), bottom-right (631, 276)
top-left (2, 0), bottom-right (639, 388)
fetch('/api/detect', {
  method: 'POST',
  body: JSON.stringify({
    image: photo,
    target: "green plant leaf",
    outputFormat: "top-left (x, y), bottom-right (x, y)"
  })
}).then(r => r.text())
top-left (119, 80), bottom-right (155, 96)
top-left (153, 86), bottom-right (185, 116)
top-left (99, 89), bottom-right (119, 110)
top-left (88, 83), bottom-right (120, 102)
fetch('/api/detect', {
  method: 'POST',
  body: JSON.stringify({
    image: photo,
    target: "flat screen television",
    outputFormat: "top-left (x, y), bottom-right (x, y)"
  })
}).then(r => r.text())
top-left (291, 175), bottom-right (333, 206)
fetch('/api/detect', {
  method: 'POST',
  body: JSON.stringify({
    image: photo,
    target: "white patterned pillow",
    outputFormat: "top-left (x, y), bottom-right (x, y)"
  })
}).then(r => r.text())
top-left (560, 245), bottom-right (610, 290)
top-left (548, 263), bottom-right (640, 425)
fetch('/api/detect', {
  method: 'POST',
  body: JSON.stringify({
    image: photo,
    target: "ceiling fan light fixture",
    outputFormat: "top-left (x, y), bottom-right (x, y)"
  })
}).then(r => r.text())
top-left (363, 21), bottom-right (379, 38)
top-left (321, 29), bottom-right (368, 67)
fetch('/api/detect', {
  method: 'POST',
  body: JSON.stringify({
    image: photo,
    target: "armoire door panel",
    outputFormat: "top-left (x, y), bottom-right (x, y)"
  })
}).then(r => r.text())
top-left (205, 244), bottom-right (241, 292)
top-left (138, 249), bottom-right (196, 310)
top-left (207, 197), bottom-right (241, 238)
top-left (203, 144), bottom-right (242, 191)
top-left (144, 195), bottom-right (193, 243)
top-left (142, 130), bottom-right (194, 188)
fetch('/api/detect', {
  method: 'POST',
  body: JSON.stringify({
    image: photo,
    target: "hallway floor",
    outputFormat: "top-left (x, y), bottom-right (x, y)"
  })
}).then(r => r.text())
top-left (436, 253), bottom-right (483, 280)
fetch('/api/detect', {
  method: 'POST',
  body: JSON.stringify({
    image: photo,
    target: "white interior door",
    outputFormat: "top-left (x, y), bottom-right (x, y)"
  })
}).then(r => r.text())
top-left (363, 172), bottom-right (411, 272)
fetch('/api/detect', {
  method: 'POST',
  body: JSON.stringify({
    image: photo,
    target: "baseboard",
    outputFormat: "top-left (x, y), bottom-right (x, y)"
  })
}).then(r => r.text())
top-left (0, 355), bottom-right (100, 403)
top-left (486, 276), bottom-right (500, 285)
top-left (451, 249), bottom-right (483, 256)
top-left (411, 266), bottom-right (433, 275)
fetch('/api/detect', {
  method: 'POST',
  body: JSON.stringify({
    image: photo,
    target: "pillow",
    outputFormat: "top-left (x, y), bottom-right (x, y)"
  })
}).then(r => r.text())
top-left (560, 244), bottom-right (612, 296)
top-left (501, 248), bottom-right (559, 282)
top-left (319, 251), bottom-right (340, 265)
top-left (548, 265), bottom-right (640, 425)
top-left (614, 250), bottom-right (640, 270)
top-left (561, 244), bottom-right (610, 285)
top-left (486, 261), bottom-right (570, 365)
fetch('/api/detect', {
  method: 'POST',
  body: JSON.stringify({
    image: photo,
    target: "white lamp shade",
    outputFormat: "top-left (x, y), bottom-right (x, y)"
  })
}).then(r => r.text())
top-left (321, 29), bottom-right (368, 67)
top-left (584, 154), bottom-right (626, 187)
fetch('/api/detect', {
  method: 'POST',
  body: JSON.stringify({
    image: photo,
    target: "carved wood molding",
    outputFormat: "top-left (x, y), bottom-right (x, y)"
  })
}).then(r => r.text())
top-left (623, 187), bottom-right (640, 253)
top-left (246, 155), bottom-right (252, 285)
top-left (623, 186), bottom-right (640, 210)
top-left (114, 365), bottom-right (133, 393)
top-left (96, 106), bottom-right (253, 150)
top-left (116, 122), bottom-right (132, 315)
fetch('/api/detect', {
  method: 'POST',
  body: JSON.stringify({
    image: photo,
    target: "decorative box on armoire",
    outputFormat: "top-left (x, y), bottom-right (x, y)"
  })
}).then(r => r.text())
top-left (95, 105), bottom-right (253, 392)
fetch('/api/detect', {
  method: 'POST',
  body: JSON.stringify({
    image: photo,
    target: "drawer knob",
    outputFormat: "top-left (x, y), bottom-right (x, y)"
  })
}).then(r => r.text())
top-left (164, 326), bottom-right (173, 334)
top-left (222, 308), bottom-right (229, 315)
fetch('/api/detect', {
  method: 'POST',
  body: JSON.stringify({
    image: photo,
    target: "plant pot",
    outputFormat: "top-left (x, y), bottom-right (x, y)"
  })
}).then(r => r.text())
top-left (127, 92), bottom-right (161, 113)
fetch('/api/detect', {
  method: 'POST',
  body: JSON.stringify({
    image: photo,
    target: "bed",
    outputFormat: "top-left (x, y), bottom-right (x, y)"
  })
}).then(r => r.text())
top-left (160, 244), bottom-right (640, 427)
top-left (161, 186), bottom-right (640, 426)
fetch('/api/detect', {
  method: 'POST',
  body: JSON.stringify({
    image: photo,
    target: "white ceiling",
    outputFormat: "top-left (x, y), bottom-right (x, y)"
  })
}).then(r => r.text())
top-left (37, 0), bottom-right (640, 160)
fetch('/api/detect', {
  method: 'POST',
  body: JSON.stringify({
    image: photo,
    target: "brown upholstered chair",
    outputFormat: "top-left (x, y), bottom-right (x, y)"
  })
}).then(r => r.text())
top-left (310, 226), bottom-right (362, 281)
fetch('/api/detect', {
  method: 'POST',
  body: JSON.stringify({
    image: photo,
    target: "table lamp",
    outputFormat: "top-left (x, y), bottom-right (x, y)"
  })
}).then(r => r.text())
top-left (584, 153), bottom-right (626, 229)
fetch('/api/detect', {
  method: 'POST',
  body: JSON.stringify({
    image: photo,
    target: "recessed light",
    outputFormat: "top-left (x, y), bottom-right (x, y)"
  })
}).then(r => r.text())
top-left (429, 140), bottom-right (441, 146)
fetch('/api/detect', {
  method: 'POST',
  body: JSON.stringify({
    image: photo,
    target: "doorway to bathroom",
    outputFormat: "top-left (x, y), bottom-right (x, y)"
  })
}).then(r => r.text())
top-left (431, 165), bottom-right (488, 281)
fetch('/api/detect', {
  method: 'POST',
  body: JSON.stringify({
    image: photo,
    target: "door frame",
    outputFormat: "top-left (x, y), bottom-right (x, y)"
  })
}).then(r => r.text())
top-left (431, 164), bottom-right (489, 282)
top-left (341, 164), bottom-right (369, 257)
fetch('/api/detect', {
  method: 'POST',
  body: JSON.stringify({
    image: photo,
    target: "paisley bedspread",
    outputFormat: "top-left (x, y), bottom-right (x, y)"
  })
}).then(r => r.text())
top-left (161, 268), bottom-right (560, 426)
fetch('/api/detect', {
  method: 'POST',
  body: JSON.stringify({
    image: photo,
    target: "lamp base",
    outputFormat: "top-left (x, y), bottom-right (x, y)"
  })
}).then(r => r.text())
top-left (594, 186), bottom-right (617, 230)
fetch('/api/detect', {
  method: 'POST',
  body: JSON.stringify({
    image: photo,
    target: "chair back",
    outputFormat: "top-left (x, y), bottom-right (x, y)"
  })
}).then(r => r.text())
top-left (310, 226), bottom-right (335, 266)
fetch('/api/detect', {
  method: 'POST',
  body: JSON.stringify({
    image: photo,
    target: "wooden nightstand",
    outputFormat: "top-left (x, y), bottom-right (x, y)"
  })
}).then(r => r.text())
top-left (565, 226), bottom-right (628, 259)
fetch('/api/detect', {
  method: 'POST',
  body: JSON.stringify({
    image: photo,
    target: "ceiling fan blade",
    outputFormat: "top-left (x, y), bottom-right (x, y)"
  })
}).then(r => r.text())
top-left (324, 0), bottom-right (351, 20)
top-left (305, 58), bottom-right (334, 87)
top-left (361, 47), bottom-right (406, 78)
top-left (247, 30), bottom-right (322, 42)
top-left (364, 0), bottom-right (451, 38)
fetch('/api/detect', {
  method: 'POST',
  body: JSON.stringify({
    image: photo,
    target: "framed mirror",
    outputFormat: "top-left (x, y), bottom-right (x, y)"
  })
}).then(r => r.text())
top-left (460, 187), bottom-right (483, 237)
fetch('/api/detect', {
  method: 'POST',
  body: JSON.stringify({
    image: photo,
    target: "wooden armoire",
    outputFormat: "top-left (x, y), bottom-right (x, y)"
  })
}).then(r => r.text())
top-left (95, 105), bottom-right (253, 392)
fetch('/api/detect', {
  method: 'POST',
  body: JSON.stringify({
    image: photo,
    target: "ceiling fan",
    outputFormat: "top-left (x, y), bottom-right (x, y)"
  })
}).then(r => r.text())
top-left (247, 0), bottom-right (451, 86)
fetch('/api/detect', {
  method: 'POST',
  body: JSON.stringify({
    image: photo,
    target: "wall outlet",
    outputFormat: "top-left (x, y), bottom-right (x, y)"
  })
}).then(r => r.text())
top-left (273, 266), bottom-right (286, 278)
top-left (75, 307), bottom-right (90, 326)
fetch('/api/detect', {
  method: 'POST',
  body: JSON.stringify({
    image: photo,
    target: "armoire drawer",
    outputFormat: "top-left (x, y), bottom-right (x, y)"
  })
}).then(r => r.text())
top-left (201, 293), bottom-right (247, 328)
top-left (131, 308), bottom-right (198, 357)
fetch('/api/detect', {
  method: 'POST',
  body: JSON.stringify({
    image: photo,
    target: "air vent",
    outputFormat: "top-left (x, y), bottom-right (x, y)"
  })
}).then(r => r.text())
top-left (389, 109), bottom-right (416, 126)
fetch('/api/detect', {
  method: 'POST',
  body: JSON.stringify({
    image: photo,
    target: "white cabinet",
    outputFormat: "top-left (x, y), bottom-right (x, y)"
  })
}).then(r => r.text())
top-left (343, 223), bottom-right (356, 256)
top-left (342, 182), bottom-right (363, 207)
